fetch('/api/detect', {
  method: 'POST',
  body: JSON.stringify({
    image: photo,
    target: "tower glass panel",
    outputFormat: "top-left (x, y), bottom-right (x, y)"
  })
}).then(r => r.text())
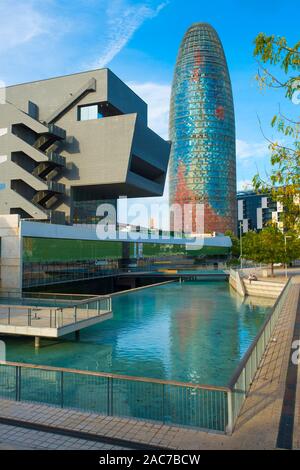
top-left (169, 23), bottom-right (237, 233)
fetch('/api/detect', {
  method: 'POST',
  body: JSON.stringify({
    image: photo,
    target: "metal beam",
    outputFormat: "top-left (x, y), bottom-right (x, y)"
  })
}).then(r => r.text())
top-left (46, 78), bottom-right (97, 124)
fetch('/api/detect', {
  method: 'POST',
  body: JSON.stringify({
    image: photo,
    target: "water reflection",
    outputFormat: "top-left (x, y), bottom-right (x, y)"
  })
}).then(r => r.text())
top-left (5, 282), bottom-right (271, 386)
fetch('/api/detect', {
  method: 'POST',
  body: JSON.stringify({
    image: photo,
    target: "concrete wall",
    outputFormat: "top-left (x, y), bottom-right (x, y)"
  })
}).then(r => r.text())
top-left (229, 269), bottom-right (245, 297)
top-left (6, 69), bottom-right (148, 124)
top-left (0, 215), bottom-right (22, 297)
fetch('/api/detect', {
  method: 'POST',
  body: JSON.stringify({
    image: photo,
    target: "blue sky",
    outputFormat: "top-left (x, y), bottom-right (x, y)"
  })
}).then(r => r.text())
top-left (0, 0), bottom-right (298, 223)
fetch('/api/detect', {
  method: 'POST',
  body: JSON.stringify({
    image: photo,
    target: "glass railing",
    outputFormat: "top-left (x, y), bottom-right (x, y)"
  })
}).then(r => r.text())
top-left (47, 181), bottom-right (65, 193)
top-left (0, 295), bottom-right (112, 329)
top-left (0, 361), bottom-right (229, 432)
top-left (47, 151), bottom-right (66, 167)
top-left (47, 123), bottom-right (66, 140)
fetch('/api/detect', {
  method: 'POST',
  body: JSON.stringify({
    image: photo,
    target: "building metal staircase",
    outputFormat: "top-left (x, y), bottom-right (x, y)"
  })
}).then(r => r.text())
top-left (9, 115), bottom-right (67, 222)
top-left (2, 79), bottom-right (98, 224)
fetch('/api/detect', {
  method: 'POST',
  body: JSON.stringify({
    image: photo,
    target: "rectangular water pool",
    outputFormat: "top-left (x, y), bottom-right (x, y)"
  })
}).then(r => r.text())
top-left (0, 281), bottom-right (274, 431)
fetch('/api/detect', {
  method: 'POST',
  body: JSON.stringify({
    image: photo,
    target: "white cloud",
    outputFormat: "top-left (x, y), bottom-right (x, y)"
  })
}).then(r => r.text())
top-left (91, 0), bottom-right (169, 68)
top-left (237, 180), bottom-right (254, 191)
top-left (0, 1), bottom-right (54, 53)
top-left (129, 82), bottom-right (171, 138)
top-left (119, 81), bottom-right (171, 228)
top-left (236, 139), bottom-right (269, 160)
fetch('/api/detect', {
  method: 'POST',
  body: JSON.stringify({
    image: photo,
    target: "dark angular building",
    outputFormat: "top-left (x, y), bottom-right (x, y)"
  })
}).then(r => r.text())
top-left (169, 23), bottom-right (237, 234)
top-left (0, 69), bottom-right (170, 224)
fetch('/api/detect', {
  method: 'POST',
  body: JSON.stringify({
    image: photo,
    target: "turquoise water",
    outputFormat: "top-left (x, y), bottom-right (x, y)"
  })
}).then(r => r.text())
top-left (3, 282), bottom-right (272, 387)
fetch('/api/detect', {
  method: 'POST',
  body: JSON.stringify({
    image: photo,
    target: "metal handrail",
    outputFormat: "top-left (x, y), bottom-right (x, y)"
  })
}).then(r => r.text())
top-left (3, 293), bottom-right (111, 305)
top-left (71, 294), bottom-right (111, 306)
top-left (0, 304), bottom-right (37, 310)
top-left (0, 294), bottom-right (112, 328)
top-left (23, 292), bottom-right (94, 298)
top-left (0, 360), bottom-right (229, 392)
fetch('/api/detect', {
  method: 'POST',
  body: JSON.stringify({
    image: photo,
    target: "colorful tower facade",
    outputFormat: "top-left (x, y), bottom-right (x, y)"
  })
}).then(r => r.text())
top-left (169, 23), bottom-right (236, 234)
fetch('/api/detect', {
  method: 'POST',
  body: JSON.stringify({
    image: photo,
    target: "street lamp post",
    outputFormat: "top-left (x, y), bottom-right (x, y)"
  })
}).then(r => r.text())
top-left (284, 235), bottom-right (292, 278)
top-left (239, 221), bottom-right (243, 269)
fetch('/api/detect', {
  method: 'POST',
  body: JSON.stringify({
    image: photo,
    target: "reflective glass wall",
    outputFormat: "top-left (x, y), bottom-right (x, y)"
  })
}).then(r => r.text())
top-left (169, 23), bottom-right (237, 234)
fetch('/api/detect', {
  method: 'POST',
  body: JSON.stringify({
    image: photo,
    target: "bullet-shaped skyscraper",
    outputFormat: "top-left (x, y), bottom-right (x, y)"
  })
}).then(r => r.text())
top-left (169, 23), bottom-right (236, 234)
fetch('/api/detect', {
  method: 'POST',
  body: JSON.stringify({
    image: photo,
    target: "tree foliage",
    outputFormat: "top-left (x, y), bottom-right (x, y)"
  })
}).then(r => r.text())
top-left (225, 230), bottom-right (240, 257)
top-left (242, 225), bottom-right (300, 274)
top-left (253, 33), bottom-right (300, 233)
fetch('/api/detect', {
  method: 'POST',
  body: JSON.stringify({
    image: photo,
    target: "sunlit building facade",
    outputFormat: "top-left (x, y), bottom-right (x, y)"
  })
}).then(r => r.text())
top-left (237, 190), bottom-right (283, 234)
top-left (169, 23), bottom-right (237, 234)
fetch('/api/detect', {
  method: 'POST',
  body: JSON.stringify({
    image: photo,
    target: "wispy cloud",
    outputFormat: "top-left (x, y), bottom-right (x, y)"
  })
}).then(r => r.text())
top-left (0, 1), bottom-right (168, 84)
top-left (0, 1), bottom-right (57, 53)
top-left (236, 138), bottom-right (269, 160)
top-left (90, 0), bottom-right (169, 68)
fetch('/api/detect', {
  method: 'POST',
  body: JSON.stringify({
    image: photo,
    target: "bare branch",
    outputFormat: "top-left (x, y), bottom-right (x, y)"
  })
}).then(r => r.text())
top-left (256, 60), bottom-right (290, 88)
top-left (256, 114), bottom-right (297, 153)
top-left (278, 104), bottom-right (300, 125)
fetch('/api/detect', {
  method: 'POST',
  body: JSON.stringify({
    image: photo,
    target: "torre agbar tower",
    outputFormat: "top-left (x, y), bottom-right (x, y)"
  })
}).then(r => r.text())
top-left (169, 23), bottom-right (237, 234)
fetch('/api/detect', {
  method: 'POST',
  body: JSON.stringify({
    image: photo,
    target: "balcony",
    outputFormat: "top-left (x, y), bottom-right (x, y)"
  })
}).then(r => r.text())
top-left (47, 151), bottom-right (66, 167)
top-left (47, 181), bottom-right (65, 194)
top-left (46, 210), bottom-right (66, 224)
top-left (47, 124), bottom-right (66, 140)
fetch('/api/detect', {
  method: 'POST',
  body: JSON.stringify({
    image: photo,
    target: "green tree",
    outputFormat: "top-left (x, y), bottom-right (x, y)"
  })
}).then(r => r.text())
top-left (253, 33), bottom-right (300, 233)
top-left (242, 225), bottom-right (300, 275)
top-left (225, 230), bottom-right (240, 258)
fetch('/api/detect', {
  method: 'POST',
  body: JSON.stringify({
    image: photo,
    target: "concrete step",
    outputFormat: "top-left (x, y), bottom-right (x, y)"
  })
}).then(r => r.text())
top-left (243, 279), bottom-right (285, 289)
top-left (244, 285), bottom-right (284, 294)
top-left (243, 280), bottom-right (285, 298)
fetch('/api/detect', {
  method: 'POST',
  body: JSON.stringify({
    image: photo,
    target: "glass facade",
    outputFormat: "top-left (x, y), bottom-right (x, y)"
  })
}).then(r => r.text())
top-left (72, 198), bottom-right (117, 225)
top-left (22, 237), bottom-right (230, 288)
top-left (169, 23), bottom-right (236, 234)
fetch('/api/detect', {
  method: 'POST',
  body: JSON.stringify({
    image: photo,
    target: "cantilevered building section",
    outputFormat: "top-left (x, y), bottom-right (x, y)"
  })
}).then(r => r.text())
top-left (0, 69), bottom-right (170, 224)
top-left (169, 23), bottom-right (237, 234)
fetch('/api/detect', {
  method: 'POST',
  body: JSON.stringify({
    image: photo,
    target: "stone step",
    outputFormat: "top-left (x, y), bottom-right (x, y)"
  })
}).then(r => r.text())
top-left (243, 279), bottom-right (285, 289)
top-left (244, 285), bottom-right (284, 298)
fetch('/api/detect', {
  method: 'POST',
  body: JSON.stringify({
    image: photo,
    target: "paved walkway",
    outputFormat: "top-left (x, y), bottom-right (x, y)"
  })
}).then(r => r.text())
top-left (0, 280), bottom-right (299, 450)
top-left (0, 422), bottom-right (127, 450)
top-left (240, 266), bottom-right (300, 283)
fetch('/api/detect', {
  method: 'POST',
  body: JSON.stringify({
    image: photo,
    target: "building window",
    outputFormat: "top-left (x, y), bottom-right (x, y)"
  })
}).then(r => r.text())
top-left (78, 102), bottom-right (123, 121)
top-left (0, 183), bottom-right (6, 190)
top-left (78, 104), bottom-right (103, 121)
